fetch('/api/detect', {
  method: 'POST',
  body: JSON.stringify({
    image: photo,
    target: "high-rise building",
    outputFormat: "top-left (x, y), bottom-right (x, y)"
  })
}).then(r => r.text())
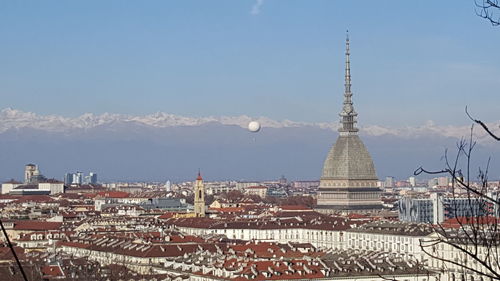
top-left (193, 172), bottom-right (206, 217)
top-left (399, 193), bottom-right (490, 224)
top-left (66, 171), bottom-right (98, 185)
top-left (73, 172), bottom-right (83, 185)
top-left (64, 173), bottom-right (73, 185)
top-left (315, 33), bottom-right (382, 213)
top-left (89, 172), bottom-right (98, 184)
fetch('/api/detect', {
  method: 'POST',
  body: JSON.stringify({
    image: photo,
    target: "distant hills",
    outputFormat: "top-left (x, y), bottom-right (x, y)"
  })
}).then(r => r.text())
top-left (0, 108), bottom-right (498, 182)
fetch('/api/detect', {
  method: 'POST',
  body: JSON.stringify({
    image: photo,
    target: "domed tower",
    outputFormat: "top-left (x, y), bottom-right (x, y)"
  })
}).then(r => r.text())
top-left (315, 32), bottom-right (382, 213)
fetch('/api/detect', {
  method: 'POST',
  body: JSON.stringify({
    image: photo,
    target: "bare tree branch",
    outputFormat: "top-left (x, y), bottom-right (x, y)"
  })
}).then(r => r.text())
top-left (417, 114), bottom-right (500, 280)
top-left (475, 0), bottom-right (500, 26)
top-left (466, 106), bottom-right (500, 141)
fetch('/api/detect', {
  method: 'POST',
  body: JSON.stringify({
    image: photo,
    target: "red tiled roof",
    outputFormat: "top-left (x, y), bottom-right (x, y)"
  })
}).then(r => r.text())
top-left (441, 216), bottom-right (500, 228)
top-left (0, 246), bottom-right (25, 261)
top-left (348, 213), bottom-right (369, 219)
top-left (280, 205), bottom-right (311, 211)
top-left (158, 212), bottom-right (176, 219)
top-left (59, 240), bottom-right (223, 258)
top-left (0, 195), bottom-right (21, 200)
top-left (165, 215), bottom-right (357, 231)
top-left (15, 195), bottom-right (55, 203)
top-left (169, 235), bottom-right (205, 243)
top-left (232, 259), bottom-right (325, 280)
top-left (95, 191), bottom-right (129, 198)
top-left (209, 207), bottom-right (245, 213)
top-left (41, 265), bottom-right (64, 277)
top-left (57, 193), bottom-right (85, 199)
top-left (14, 221), bottom-right (62, 231)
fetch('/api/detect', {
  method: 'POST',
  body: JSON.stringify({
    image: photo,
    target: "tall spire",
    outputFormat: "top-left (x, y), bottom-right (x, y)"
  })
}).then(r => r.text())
top-left (197, 169), bottom-right (202, 181)
top-left (345, 30), bottom-right (351, 95)
top-left (339, 30), bottom-right (358, 135)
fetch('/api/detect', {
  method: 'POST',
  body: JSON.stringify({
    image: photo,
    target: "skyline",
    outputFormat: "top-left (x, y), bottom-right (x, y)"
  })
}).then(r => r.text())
top-left (1, 1), bottom-right (500, 127)
top-left (1, 2), bottom-right (500, 280)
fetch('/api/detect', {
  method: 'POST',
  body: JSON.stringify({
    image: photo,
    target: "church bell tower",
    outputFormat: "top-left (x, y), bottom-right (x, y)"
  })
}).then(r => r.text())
top-left (194, 171), bottom-right (206, 217)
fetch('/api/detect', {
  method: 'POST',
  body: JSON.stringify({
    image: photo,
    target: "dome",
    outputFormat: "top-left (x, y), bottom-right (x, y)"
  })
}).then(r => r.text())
top-left (321, 134), bottom-right (377, 180)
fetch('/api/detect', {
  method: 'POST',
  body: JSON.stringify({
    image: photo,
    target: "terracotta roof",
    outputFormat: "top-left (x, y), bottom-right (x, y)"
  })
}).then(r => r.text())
top-left (15, 195), bottom-right (55, 203)
top-left (41, 265), bottom-right (64, 277)
top-left (169, 235), bottom-right (205, 243)
top-left (165, 215), bottom-right (357, 231)
top-left (59, 240), bottom-right (222, 258)
top-left (0, 246), bottom-right (25, 261)
top-left (349, 221), bottom-right (433, 236)
top-left (0, 195), bottom-right (21, 200)
top-left (280, 205), bottom-right (311, 211)
top-left (95, 191), bottom-right (129, 198)
top-left (209, 207), bottom-right (245, 213)
top-left (234, 259), bottom-right (324, 280)
top-left (14, 220), bottom-right (62, 231)
top-left (347, 213), bottom-right (369, 219)
top-left (441, 216), bottom-right (500, 228)
top-left (158, 212), bottom-right (176, 219)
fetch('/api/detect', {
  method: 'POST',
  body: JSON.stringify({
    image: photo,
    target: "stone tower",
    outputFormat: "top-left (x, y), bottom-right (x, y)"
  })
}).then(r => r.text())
top-left (193, 171), bottom-right (206, 217)
top-left (315, 32), bottom-right (383, 213)
top-left (24, 164), bottom-right (37, 184)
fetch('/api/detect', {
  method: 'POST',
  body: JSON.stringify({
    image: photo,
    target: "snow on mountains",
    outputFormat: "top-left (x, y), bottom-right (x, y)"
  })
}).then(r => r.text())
top-left (0, 108), bottom-right (322, 132)
top-left (0, 108), bottom-right (498, 181)
top-left (1, 108), bottom-right (498, 143)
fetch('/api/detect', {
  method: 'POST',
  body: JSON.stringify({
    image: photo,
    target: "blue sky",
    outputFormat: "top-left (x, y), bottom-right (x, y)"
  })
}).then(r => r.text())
top-left (1, 0), bottom-right (499, 126)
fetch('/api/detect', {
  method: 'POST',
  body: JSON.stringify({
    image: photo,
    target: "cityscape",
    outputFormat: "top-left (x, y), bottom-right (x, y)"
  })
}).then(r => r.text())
top-left (1, 1), bottom-right (500, 281)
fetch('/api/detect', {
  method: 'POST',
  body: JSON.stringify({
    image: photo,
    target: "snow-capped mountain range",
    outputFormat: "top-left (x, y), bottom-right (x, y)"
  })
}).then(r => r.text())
top-left (1, 108), bottom-right (498, 181)
top-left (0, 108), bottom-right (325, 132)
top-left (1, 108), bottom-right (498, 143)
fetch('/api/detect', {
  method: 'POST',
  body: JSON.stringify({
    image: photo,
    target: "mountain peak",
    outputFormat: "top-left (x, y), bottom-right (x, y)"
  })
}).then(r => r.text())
top-left (0, 108), bottom-right (497, 143)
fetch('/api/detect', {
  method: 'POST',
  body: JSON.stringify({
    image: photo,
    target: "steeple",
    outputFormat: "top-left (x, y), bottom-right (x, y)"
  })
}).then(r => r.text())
top-left (339, 30), bottom-right (358, 135)
top-left (194, 170), bottom-right (206, 217)
top-left (197, 169), bottom-right (202, 181)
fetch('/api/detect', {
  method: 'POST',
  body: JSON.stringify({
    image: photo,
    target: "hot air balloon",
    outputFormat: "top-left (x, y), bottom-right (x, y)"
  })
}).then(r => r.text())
top-left (248, 121), bottom-right (261, 133)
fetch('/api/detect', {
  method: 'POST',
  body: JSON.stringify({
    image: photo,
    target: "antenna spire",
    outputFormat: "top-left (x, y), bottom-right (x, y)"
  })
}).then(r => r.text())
top-left (339, 30), bottom-right (358, 135)
top-left (345, 30), bottom-right (351, 94)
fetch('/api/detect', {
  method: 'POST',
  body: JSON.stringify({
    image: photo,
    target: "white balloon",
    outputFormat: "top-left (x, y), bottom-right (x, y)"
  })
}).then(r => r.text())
top-left (248, 121), bottom-right (261, 132)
